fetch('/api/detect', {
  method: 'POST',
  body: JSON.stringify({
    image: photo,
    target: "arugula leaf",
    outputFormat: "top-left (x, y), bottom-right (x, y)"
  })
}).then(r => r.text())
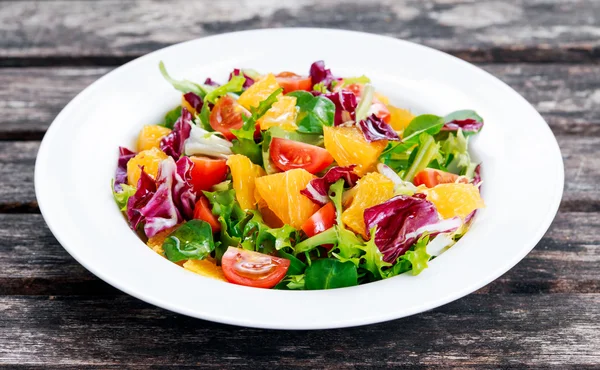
top-left (159, 61), bottom-right (211, 98)
top-left (204, 75), bottom-right (246, 104)
top-left (403, 133), bottom-right (441, 181)
top-left (111, 181), bottom-right (136, 211)
top-left (287, 91), bottom-right (335, 134)
top-left (161, 105), bottom-right (182, 129)
top-left (231, 88), bottom-right (282, 141)
top-left (305, 259), bottom-right (358, 290)
top-left (163, 220), bottom-right (215, 262)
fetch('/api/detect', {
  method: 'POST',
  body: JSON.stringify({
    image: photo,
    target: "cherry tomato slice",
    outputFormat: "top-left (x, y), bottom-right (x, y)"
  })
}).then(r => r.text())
top-left (189, 156), bottom-right (228, 194)
top-left (209, 95), bottom-right (248, 141)
top-left (275, 72), bottom-right (312, 94)
top-left (413, 168), bottom-right (469, 188)
top-left (221, 247), bottom-right (290, 289)
top-left (193, 195), bottom-right (221, 232)
top-left (301, 202), bottom-right (336, 251)
top-left (270, 137), bottom-right (334, 174)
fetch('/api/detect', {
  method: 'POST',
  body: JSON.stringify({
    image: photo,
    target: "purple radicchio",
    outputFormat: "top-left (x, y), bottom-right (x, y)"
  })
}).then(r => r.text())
top-left (364, 194), bottom-right (462, 263)
top-left (126, 156), bottom-right (197, 237)
top-left (324, 90), bottom-right (357, 125)
top-left (300, 165), bottom-right (359, 206)
top-left (160, 107), bottom-right (192, 159)
top-left (114, 147), bottom-right (136, 192)
top-left (183, 92), bottom-right (204, 113)
top-left (229, 69), bottom-right (255, 88)
top-left (358, 114), bottom-right (400, 142)
top-left (309, 60), bottom-right (335, 88)
top-left (442, 110), bottom-right (484, 134)
top-left (204, 77), bottom-right (220, 87)
top-left (464, 164), bottom-right (483, 224)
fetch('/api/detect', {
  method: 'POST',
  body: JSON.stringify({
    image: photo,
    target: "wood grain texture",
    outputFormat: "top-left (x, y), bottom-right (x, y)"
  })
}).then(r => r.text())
top-left (0, 0), bottom-right (599, 65)
top-left (1, 64), bottom-right (599, 140)
top-left (0, 294), bottom-right (598, 367)
top-left (0, 212), bottom-right (598, 295)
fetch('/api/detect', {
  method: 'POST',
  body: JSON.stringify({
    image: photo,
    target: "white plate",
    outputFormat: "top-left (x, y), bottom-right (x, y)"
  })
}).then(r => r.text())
top-left (35, 29), bottom-right (563, 329)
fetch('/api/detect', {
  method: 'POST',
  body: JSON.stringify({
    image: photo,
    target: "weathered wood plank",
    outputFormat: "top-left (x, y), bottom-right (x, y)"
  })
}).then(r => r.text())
top-left (0, 294), bottom-right (598, 367)
top-left (1, 64), bottom-right (599, 139)
top-left (0, 212), bottom-right (598, 295)
top-left (0, 0), bottom-right (599, 64)
top-left (0, 137), bottom-right (593, 212)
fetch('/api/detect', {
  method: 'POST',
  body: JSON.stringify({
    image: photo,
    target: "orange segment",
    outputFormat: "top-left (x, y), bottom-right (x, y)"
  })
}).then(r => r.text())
top-left (254, 188), bottom-right (284, 228)
top-left (323, 126), bottom-right (387, 176)
top-left (237, 73), bottom-right (281, 110)
top-left (255, 169), bottom-right (320, 229)
top-left (419, 183), bottom-right (484, 219)
top-left (388, 105), bottom-right (415, 132)
top-left (227, 154), bottom-right (266, 210)
top-left (257, 95), bottom-right (297, 131)
top-left (342, 172), bottom-right (395, 239)
top-left (126, 147), bottom-right (168, 186)
top-left (183, 258), bottom-right (227, 282)
top-left (137, 125), bottom-right (172, 152)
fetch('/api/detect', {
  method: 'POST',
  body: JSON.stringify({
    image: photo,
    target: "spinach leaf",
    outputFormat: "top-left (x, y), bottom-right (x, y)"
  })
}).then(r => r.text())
top-left (161, 105), bottom-right (182, 129)
top-left (402, 114), bottom-right (444, 140)
top-left (232, 138), bottom-right (263, 166)
top-left (287, 91), bottom-right (335, 134)
top-left (163, 220), bottom-right (215, 263)
top-left (305, 259), bottom-right (358, 290)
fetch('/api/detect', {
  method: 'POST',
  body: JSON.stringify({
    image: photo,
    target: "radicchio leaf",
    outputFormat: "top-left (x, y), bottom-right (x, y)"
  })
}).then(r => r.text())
top-left (364, 195), bottom-right (461, 263)
top-left (160, 108), bottom-right (192, 159)
top-left (442, 110), bottom-right (484, 134)
top-left (300, 166), bottom-right (359, 206)
top-left (204, 78), bottom-right (220, 87)
top-left (126, 169), bottom-right (157, 230)
top-left (229, 68), bottom-right (255, 88)
top-left (324, 90), bottom-right (357, 125)
top-left (309, 60), bottom-right (335, 88)
top-left (114, 147), bottom-right (136, 192)
top-left (183, 92), bottom-right (203, 113)
top-left (126, 157), bottom-right (197, 237)
top-left (358, 114), bottom-right (400, 142)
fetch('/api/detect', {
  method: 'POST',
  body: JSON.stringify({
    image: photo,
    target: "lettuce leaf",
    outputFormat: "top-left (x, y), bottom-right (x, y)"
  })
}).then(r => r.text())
top-left (159, 61), bottom-right (211, 98)
top-left (229, 68), bottom-right (256, 89)
top-left (184, 121), bottom-right (232, 158)
top-left (403, 133), bottom-right (441, 182)
top-left (112, 181), bottom-right (136, 211)
top-left (204, 75), bottom-right (246, 104)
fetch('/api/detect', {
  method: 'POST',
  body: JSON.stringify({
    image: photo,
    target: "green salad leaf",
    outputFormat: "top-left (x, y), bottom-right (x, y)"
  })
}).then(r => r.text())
top-left (232, 139), bottom-right (263, 166)
top-left (111, 181), bottom-right (136, 211)
top-left (277, 250), bottom-right (307, 275)
top-left (287, 91), bottom-right (335, 134)
top-left (161, 105), bottom-right (182, 129)
top-left (305, 259), bottom-right (358, 290)
top-left (403, 133), bottom-right (441, 181)
top-left (274, 274), bottom-right (306, 290)
top-left (204, 75), bottom-right (246, 104)
top-left (402, 114), bottom-right (445, 139)
top-left (163, 220), bottom-right (215, 263)
top-left (203, 189), bottom-right (246, 263)
top-left (159, 61), bottom-right (212, 98)
top-left (402, 234), bottom-right (431, 275)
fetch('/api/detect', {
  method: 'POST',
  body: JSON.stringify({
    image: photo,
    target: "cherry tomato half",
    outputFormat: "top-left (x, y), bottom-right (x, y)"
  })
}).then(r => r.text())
top-left (275, 72), bottom-right (312, 94)
top-left (413, 168), bottom-right (469, 188)
top-left (301, 202), bottom-right (336, 250)
top-left (209, 95), bottom-right (248, 141)
top-left (189, 156), bottom-right (228, 194)
top-left (270, 137), bottom-right (334, 174)
top-left (221, 247), bottom-right (290, 289)
top-left (193, 195), bottom-right (221, 232)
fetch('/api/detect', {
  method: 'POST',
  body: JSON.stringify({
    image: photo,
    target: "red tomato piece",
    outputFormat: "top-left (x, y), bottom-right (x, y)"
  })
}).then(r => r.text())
top-left (193, 195), bottom-right (221, 232)
top-left (269, 137), bottom-right (334, 174)
top-left (209, 95), bottom-right (248, 141)
top-left (413, 168), bottom-right (469, 188)
top-left (221, 247), bottom-right (290, 289)
top-left (189, 156), bottom-right (228, 194)
top-left (275, 72), bottom-right (312, 94)
top-left (301, 202), bottom-right (336, 251)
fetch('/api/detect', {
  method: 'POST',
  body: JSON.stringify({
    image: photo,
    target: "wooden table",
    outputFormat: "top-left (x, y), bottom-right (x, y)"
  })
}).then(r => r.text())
top-left (1, 0), bottom-right (599, 367)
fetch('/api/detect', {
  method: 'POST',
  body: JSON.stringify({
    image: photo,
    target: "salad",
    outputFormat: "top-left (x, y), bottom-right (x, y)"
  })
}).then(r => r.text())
top-left (112, 60), bottom-right (484, 290)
